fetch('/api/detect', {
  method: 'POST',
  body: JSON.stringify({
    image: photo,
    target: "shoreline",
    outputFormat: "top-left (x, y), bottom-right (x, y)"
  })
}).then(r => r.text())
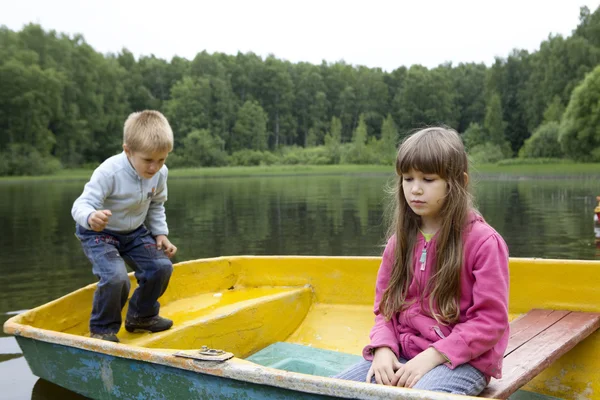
top-left (1, 163), bottom-right (600, 183)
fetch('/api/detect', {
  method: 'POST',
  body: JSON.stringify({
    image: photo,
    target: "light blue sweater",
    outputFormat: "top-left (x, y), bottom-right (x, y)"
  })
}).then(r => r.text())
top-left (71, 152), bottom-right (169, 236)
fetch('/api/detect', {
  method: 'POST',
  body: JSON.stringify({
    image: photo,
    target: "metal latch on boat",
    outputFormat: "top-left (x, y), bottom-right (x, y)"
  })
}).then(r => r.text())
top-left (174, 346), bottom-right (234, 362)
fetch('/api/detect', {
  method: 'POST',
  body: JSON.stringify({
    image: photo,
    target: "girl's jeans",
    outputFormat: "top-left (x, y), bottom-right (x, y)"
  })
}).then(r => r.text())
top-left (76, 224), bottom-right (173, 334)
top-left (334, 358), bottom-right (487, 396)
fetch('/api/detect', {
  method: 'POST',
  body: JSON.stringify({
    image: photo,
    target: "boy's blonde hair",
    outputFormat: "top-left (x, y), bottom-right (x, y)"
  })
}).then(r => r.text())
top-left (124, 110), bottom-right (174, 153)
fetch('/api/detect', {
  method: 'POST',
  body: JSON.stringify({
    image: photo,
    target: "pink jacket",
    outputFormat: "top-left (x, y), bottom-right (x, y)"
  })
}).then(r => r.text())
top-left (363, 212), bottom-right (510, 379)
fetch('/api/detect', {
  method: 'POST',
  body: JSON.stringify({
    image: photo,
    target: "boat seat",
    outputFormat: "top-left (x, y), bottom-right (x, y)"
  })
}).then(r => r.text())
top-left (481, 309), bottom-right (600, 399)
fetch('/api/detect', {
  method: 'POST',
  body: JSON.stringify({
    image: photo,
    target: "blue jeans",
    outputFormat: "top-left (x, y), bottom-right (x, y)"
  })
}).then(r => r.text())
top-left (76, 224), bottom-right (173, 334)
top-left (334, 358), bottom-right (487, 396)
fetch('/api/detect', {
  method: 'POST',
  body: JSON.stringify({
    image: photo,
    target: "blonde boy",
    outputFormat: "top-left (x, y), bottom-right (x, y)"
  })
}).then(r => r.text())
top-left (72, 110), bottom-right (177, 342)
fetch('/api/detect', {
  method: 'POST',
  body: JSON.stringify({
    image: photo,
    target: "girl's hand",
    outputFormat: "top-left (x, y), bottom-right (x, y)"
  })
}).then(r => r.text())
top-left (367, 347), bottom-right (403, 386)
top-left (156, 235), bottom-right (177, 258)
top-left (395, 347), bottom-right (447, 388)
top-left (88, 210), bottom-right (112, 232)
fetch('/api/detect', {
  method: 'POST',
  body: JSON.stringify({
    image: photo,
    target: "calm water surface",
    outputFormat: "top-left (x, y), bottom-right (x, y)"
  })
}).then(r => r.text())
top-left (1, 173), bottom-right (599, 399)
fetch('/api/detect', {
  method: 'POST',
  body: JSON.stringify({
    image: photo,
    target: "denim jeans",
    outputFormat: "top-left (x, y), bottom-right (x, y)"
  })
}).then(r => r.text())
top-left (334, 358), bottom-right (487, 396)
top-left (75, 224), bottom-right (173, 334)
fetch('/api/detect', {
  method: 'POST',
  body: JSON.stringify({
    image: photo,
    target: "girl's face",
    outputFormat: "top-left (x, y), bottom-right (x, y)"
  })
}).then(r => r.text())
top-left (401, 168), bottom-right (448, 227)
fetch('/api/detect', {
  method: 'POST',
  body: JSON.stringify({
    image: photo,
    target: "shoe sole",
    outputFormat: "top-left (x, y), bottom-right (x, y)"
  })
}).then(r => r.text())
top-left (125, 325), bottom-right (173, 333)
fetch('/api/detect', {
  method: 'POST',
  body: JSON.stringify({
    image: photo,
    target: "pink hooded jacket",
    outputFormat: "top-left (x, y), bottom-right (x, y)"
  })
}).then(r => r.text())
top-left (363, 212), bottom-right (510, 379)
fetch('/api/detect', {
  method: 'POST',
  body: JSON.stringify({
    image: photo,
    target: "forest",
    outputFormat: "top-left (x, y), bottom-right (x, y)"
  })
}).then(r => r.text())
top-left (1, 6), bottom-right (600, 175)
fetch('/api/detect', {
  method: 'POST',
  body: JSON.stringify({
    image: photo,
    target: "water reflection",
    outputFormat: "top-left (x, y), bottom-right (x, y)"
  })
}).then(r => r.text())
top-left (31, 379), bottom-right (88, 400)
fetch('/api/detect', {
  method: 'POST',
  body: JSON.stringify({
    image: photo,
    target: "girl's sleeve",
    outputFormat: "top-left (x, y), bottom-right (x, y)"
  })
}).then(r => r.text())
top-left (430, 233), bottom-right (509, 368)
top-left (362, 237), bottom-right (401, 361)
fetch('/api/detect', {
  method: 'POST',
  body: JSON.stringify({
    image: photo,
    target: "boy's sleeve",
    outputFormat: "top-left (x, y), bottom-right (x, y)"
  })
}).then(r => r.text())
top-left (146, 167), bottom-right (169, 236)
top-left (430, 233), bottom-right (509, 369)
top-left (71, 170), bottom-right (112, 230)
top-left (362, 237), bottom-right (400, 361)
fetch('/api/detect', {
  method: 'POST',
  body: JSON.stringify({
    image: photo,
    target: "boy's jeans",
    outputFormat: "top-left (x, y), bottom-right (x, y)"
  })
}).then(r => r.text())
top-left (75, 224), bottom-right (173, 334)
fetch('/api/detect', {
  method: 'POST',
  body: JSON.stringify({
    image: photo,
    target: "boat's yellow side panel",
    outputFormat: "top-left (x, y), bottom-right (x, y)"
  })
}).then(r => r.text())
top-left (5, 256), bottom-right (600, 399)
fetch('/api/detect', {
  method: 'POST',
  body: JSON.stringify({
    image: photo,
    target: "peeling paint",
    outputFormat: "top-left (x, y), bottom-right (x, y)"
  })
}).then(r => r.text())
top-left (574, 382), bottom-right (593, 400)
top-left (544, 376), bottom-right (571, 393)
top-left (101, 358), bottom-right (114, 392)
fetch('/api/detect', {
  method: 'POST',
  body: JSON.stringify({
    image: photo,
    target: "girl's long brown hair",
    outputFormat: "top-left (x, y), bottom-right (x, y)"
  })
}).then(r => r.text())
top-left (380, 127), bottom-right (472, 324)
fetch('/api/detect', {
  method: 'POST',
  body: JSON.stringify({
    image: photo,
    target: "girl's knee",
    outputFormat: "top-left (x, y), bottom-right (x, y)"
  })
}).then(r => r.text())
top-left (414, 365), bottom-right (486, 395)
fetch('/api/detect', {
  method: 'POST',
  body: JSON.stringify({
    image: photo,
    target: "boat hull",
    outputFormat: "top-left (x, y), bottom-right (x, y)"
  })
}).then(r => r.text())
top-left (17, 336), bottom-right (340, 400)
top-left (6, 255), bottom-right (600, 399)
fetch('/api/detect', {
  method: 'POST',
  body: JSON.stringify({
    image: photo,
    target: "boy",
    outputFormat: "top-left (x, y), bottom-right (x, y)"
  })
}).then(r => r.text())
top-left (72, 110), bottom-right (177, 343)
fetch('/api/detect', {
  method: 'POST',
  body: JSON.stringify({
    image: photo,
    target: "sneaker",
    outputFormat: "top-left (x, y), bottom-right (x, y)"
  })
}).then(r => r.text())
top-left (90, 332), bottom-right (120, 343)
top-left (125, 315), bottom-right (173, 333)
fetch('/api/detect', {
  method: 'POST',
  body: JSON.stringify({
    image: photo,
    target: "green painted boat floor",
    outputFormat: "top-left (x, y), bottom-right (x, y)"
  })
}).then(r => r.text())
top-left (508, 391), bottom-right (563, 400)
top-left (246, 342), bottom-right (362, 377)
top-left (246, 343), bottom-right (564, 400)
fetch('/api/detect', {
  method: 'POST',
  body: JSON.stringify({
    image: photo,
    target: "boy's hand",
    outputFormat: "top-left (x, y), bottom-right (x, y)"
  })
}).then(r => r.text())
top-left (88, 210), bottom-right (112, 232)
top-left (367, 347), bottom-right (403, 386)
top-left (394, 347), bottom-right (446, 388)
top-left (156, 235), bottom-right (177, 258)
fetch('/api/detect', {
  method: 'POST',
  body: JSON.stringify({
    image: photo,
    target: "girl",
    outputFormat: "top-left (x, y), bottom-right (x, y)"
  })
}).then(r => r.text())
top-left (335, 127), bottom-right (509, 396)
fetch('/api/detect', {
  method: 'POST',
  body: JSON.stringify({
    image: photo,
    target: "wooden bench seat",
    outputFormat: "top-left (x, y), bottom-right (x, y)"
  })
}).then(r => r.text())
top-left (480, 309), bottom-right (600, 399)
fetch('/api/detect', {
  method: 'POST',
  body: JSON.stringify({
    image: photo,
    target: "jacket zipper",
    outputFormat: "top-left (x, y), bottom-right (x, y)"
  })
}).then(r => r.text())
top-left (433, 326), bottom-right (446, 339)
top-left (419, 242), bottom-right (428, 271)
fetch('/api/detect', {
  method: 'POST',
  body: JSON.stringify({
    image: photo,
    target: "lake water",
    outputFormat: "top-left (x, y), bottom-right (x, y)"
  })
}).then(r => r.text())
top-left (1, 173), bottom-right (599, 399)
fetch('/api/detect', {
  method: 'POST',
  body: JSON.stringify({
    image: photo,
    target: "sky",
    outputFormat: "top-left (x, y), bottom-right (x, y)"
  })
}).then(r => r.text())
top-left (3, 0), bottom-right (600, 71)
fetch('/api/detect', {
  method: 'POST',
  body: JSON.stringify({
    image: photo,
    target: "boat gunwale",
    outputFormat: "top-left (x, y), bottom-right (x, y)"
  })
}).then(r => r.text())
top-left (5, 255), bottom-right (600, 399)
top-left (6, 324), bottom-right (481, 400)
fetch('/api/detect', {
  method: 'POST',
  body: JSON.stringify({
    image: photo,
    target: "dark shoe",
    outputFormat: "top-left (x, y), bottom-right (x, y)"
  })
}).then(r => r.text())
top-left (125, 315), bottom-right (173, 333)
top-left (90, 332), bottom-right (120, 343)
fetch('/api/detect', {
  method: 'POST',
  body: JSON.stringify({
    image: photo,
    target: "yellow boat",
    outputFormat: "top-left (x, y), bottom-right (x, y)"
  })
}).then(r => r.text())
top-left (4, 256), bottom-right (600, 399)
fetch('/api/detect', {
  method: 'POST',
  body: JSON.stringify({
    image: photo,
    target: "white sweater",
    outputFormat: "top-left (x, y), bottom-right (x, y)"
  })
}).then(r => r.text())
top-left (71, 152), bottom-right (169, 235)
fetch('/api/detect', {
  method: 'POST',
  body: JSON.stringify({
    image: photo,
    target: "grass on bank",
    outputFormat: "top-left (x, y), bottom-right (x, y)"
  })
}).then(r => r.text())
top-left (1, 162), bottom-right (599, 182)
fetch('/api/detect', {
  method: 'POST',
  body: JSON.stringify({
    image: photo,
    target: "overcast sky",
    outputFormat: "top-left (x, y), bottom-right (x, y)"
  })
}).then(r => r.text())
top-left (4, 0), bottom-right (600, 71)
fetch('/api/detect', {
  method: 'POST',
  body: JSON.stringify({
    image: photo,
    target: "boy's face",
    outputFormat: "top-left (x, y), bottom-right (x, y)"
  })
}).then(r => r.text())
top-left (123, 144), bottom-right (169, 179)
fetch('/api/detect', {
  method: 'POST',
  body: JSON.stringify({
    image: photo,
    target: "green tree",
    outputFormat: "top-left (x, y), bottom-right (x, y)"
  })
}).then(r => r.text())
top-left (461, 122), bottom-right (485, 150)
top-left (378, 113), bottom-right (399, 164)
top-left (352, 114), bottom-right (368, 147)
top-left (485, 51), bottom-right (531, 153)
top-left (483, 93), bottom-right (512, 157)
top-left (172, 129), bottom-right (227, 167)
top-left (380, 114), bottom-right (398, 150)
top-left (232, 100), bottom-right (268, 151)
top-left (343, 114), bottom-right (373, 164)
top-left (262, 56), bottom-right (295, 148)
top-left (452, 63), bottom-right (487, 132)
top-left (117, 49), bottom-right (159, 111)
top-left (523, 35), bottom-right (599, 132)
top-left (559, 65), bottom-right (600, 161)
top-left (324, 116), bottom-right (342, 147)
top-left (323, 116), bottom-right (343, 163)
top-left (293, 63), bottom-right (327, 146)
top-left (394, 65), bottom-right (457, 132)
top-left (542, 95), bottom-right (565, 123)
top-left (164, 76), bottom-right (211, 147)
top-left (0, 60), bottom-right (62, 154)
top-left (519, 122), bottom-right (563, 158)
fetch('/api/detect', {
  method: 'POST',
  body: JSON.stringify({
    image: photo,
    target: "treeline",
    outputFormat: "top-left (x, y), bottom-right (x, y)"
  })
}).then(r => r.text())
top-left (1, 6), bottom-right (600, 176)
